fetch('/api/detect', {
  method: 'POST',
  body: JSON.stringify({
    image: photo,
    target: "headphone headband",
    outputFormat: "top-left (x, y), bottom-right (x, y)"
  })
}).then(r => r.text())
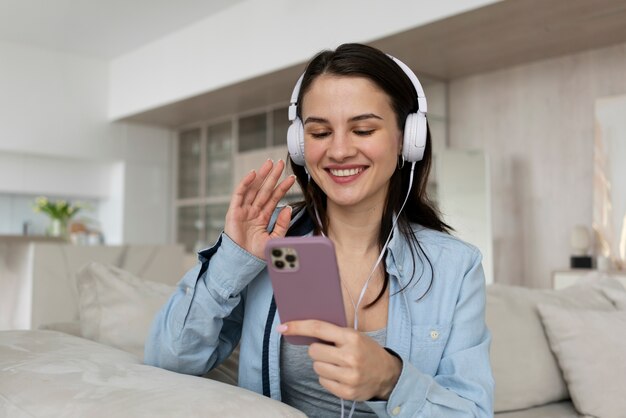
top-left (386, 55), bottom-right (427, 114)
top-left (288, 74), bottom-right (304, 122)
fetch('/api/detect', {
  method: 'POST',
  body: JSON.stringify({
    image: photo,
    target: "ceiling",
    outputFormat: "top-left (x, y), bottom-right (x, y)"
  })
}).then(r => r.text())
top-left (3, 0), bottom-right (626, 128)
top-left (121, 0), bottom-right (626, 128)
top-left (0, 0), bottom-right (244, 59)
top-left (371, 0), bottom-right (626, 80)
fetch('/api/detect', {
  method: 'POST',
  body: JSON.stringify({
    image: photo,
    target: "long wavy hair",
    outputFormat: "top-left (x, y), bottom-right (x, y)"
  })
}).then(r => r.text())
top-left (288, 43), bottom-right (452, 306)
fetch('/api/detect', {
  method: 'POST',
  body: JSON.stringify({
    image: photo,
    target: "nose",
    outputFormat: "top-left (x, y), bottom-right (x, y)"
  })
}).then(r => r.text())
top-left (326, 131), bottom-right (356, 162)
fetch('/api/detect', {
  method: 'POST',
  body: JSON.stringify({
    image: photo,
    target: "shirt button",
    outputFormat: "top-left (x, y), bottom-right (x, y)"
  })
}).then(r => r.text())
top-left (392, 405), bottom-right (402, 415)
top-left (430, 330), bottom-right (439, 340)
top-left (185, 286), bottom-right (191, 295)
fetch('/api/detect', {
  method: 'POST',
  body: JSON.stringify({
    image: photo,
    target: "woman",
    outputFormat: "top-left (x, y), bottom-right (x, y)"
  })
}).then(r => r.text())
top-left (145, 43), bottom-right (494, 417)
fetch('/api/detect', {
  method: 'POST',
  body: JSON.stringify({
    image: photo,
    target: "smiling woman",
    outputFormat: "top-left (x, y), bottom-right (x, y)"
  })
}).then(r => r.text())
top-left (145, 43), bottom-right (493, 418)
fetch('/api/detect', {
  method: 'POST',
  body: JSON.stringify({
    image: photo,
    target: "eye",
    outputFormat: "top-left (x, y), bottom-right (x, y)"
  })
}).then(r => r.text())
top-left (354, 129), bottom-right (375, 137)
top-left (309, 131), bottom-right (331, 139)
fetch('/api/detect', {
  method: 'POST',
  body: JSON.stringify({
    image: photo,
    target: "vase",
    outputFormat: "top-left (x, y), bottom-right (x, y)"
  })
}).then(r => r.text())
top-left (48, 218), bottom-right (69, 240)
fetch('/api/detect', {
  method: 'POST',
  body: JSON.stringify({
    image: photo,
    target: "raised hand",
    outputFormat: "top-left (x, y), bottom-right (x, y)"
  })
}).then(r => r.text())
top-left (278, 320), bottom-right (402, 401)
top-left (224, 159), bottom-right (296, 259)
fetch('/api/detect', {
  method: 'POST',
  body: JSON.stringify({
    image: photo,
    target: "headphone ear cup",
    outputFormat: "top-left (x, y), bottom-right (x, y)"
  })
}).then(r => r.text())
top-left (402, 112), bottom-right (426, 163)
top-left (287, 117), bottom-right (305, 166)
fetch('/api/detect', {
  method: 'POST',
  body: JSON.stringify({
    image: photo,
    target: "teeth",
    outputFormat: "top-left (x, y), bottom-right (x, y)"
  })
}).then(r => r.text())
top-left (329, 168), bottom-right (363, 177)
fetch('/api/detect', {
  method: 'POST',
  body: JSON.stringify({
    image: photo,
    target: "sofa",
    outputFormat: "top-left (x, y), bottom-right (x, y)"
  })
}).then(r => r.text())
top-left (487, 277), bottom-right (626, 417)
top-left (1, 261), bottom-right (625, 417)
top-left (0, 262), bottom-right (304, 418)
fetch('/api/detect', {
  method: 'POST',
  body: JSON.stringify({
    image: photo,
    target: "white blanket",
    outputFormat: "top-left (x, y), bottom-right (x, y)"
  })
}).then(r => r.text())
top-left (0, 330), bottom-right (305, 418)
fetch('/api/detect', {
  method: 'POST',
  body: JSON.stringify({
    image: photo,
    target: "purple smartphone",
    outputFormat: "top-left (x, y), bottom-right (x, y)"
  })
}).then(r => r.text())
top-left (265, 236), bottom-right (347, 345)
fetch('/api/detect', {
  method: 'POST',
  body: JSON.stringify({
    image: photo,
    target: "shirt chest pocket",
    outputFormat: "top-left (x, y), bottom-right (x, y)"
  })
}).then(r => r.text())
top-left (409, 323), bottom-right (451, 376)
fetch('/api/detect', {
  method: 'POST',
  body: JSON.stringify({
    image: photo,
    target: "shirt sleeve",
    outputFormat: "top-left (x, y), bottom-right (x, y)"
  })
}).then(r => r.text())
top-left (143, 233), bottom-right (266, 376)
top-left (367, 250), bottom-right (494, 417)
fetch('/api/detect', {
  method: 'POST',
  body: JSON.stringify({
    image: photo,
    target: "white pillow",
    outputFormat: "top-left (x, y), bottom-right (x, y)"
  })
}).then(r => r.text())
top-left (537, 304), bottom-right (626, 418)
top-left (76, 262), bottom-right (175, 360)
top-left (486, 279), bottom-right (622, 412)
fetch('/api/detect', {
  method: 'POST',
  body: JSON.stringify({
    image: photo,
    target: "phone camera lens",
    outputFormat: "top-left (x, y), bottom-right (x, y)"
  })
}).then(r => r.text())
top-left (285, 254), bottom-right (296, 263)
top-left (272, 249), bottom-right (283, 257)
top-left (275, 260), bottom-right (285, 269)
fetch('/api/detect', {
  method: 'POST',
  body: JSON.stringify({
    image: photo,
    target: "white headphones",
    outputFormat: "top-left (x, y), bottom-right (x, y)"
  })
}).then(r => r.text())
top-left (286, 54), bottom-right (428, 166)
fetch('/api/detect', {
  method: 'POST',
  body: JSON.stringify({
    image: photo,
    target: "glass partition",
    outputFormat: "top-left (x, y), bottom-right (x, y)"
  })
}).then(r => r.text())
top-left (239, 113), bottom-right (267, 152)
top-left (177, 129), bottom-right (201, 199)
top-left (205, 121), bottom-right (233, 196)
top-left (176, 205), bottom-right (202, 253)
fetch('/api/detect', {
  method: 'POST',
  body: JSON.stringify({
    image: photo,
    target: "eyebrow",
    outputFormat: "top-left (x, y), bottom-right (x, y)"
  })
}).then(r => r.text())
top-left (303, 113), bottom-right (383, 125)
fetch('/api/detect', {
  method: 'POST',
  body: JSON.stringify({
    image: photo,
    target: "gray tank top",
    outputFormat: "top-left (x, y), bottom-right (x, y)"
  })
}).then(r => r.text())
top-left (280, 327), bottom-right (387, 418)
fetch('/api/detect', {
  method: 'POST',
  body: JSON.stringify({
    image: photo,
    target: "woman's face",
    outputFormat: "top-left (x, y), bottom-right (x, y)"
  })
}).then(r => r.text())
top-left (301, 74), bottom-right (402, 211)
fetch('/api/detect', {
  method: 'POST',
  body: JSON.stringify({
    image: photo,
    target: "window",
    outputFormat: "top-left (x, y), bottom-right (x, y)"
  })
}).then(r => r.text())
top-left (206, 121), bottom-right (233, 196)
top-left (177, 129), bottom-right (201, 199)
top-left (205, 203), bottom-right (229, 246)
top-left (272, 107), bottom-right (290, 147)
top-left (176, 120), bottom-right (233, 253)
top-left (176, 205), bottom-right (201, 253)
top-left (238, 113), bottom-right (266, 152)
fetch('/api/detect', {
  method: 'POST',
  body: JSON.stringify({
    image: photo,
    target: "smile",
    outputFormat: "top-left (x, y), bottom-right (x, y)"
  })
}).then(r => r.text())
top-left (328, 167), bottom-right (365, 177)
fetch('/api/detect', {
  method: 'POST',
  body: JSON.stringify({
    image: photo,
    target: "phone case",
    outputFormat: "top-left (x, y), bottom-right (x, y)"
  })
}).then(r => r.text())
top-left (265, 236), bottom-right (347, 345)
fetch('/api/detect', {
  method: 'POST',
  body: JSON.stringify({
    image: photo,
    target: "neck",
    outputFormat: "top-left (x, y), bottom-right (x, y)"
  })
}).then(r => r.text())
top-left (325, 202), bottom-right (383, 254)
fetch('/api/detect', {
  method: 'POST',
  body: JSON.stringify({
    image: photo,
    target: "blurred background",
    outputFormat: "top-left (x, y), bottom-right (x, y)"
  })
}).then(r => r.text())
top-left (2, 0), bottom-right (626, 288)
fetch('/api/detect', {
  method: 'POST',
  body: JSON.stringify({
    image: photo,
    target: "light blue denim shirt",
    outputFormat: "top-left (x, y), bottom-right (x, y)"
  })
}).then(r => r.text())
top-left (145, 215), bottom-right (494, 417)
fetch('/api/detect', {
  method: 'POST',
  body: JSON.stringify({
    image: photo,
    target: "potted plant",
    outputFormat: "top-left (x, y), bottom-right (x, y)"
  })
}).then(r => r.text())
top-left (33, 197), bottom-right (82, 240)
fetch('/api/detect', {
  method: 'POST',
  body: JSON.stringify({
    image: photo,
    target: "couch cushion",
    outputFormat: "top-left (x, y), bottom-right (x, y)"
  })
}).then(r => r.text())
top-left (0, 330), bottom-right (305, 418)
top-left (486, 278), bottom-right (623, 412)
top-left (537, 304), bottom-right (626, 418)
top-left (76, 262), bottom-right (176, 360)
top-left (494, 401), bottom-right (578, 418)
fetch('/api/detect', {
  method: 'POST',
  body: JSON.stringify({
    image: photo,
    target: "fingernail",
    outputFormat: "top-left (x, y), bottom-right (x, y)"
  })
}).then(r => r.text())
top-left (285, 205), bottom-right (293, 213)
top-left (277, 324), bottom-right (288, 333)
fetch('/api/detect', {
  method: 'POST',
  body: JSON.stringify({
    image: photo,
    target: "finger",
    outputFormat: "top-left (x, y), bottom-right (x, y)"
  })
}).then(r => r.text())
top-left (318, 377), bottom-right (357, 401)
top-left (263, 175), bottom-right (296, 219)
top-left (312, 360), bottom-right (346, 382)
top-left (308, 341), bottom-right (344, 365)
top-left (252, 159), bottom-right (286, 210)
top-left (270, 205), bottom-right (293, 239)
top-left (263, 175), bottom-right (296, 221)
top-left (278, 320), bottom-right (348, 345)
top-left (243, 159), bottom-right (274, 206)
top-left (229, 170), bottom-right (257, 209)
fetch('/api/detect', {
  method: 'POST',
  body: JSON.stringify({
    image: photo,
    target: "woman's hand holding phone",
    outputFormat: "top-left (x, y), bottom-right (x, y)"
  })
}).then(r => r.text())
top-left (278, 320), bottom-right (402, 401)
top-left (224, 159), bottom-right (296, 259)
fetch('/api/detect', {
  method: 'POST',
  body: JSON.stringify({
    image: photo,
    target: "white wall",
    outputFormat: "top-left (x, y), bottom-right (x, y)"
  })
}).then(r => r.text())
top-left (0, 152), bottom-right (114, 198)
top-left (119, 123), bottom-right (174, 245)
top-left (448, 41), bottom-right (626, 288)
top-left (0, 40), bottom-right (123, 159)
top-left (0, 40), bottom-right (173, 244)
top-left (108, 0), bottom-right (501, 120)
